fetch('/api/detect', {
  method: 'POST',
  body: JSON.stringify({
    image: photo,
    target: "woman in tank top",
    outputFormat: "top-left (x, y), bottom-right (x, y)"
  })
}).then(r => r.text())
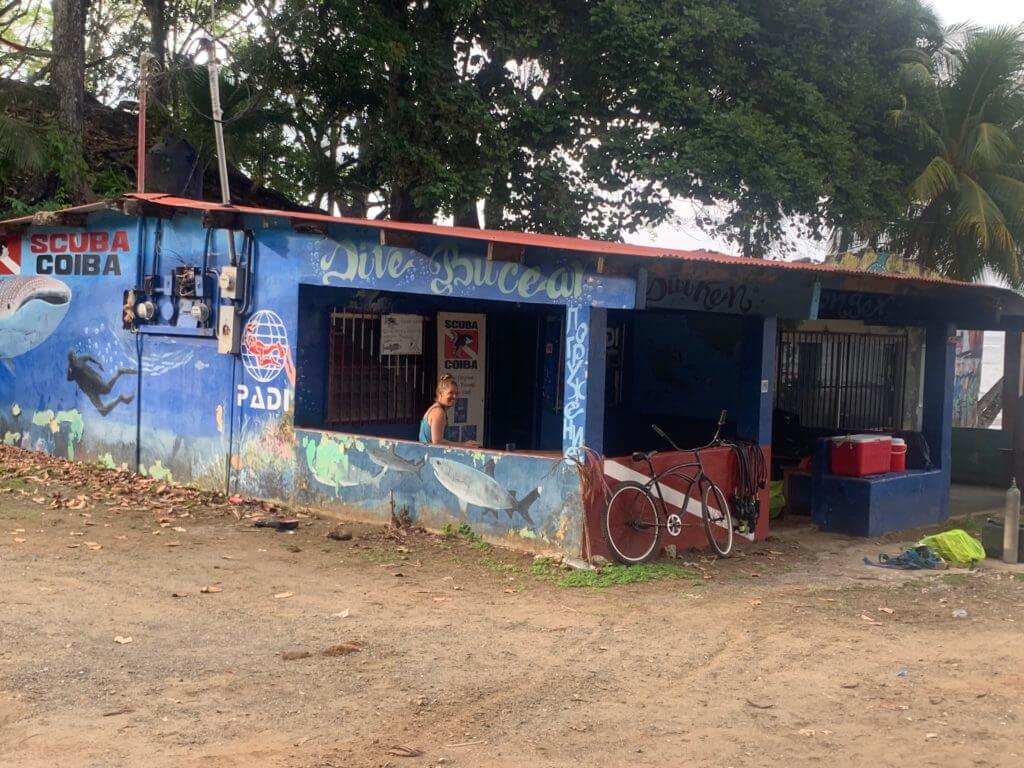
top-left (419, 374), bottom-right (480, 447)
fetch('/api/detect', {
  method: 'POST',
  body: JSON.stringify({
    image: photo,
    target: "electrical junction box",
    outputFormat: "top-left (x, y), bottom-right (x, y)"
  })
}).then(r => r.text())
top-left (218, 265), bottom-right (247, 301)
top-left (217, 306), bottom-right (241, 354)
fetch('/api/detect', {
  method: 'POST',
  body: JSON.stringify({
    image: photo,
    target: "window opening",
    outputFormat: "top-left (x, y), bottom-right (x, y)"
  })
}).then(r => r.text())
top-left (776, 329), bottom-right (908, 431)
top-left (327, 311), bottom-right (434, 426)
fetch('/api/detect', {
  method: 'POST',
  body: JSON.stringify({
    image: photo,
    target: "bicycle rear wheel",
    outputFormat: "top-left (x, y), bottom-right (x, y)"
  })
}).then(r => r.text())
top-left (701, 481), bottom-right (733, 557)
top-left (603, 481), bottom-right (662, 564)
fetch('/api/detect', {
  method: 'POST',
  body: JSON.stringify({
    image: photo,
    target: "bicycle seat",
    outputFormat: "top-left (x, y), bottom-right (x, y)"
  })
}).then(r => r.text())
top-left (631, 451), bottom-right (657, 463)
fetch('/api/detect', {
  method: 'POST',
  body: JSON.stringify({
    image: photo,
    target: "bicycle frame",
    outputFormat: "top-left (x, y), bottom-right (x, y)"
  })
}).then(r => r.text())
top-left (636, 455), bottom-right (709, 530)
top-left (634, 410), bottom-right (728, 530)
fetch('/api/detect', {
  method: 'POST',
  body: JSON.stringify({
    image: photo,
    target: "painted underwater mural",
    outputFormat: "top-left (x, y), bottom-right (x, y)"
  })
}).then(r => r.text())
top-left (295, 429), bottom-right (583, 549)
top-left (0, 209), bottom-right (594, 555)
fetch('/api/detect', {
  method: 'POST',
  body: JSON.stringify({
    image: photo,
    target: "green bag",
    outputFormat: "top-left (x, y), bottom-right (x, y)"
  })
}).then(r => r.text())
top-left (769, 480), bottom-right (785, 519)
top-left (917, 529), bottom-right (986, 567)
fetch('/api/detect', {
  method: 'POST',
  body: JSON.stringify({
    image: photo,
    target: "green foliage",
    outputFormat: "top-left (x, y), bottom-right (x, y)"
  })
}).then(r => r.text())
top-left (444, 521), bottom-right (490, 550)
top-left (574, 0), bottom-right (944, 254)
top-left (9, 0), bottom-right (1014, 269)
top-left (887, 26), bottom-right (1024, 285)
top-left (528, 557), bottom-right (703, 589)
top-left (0, 114), bottom-right (47, 175)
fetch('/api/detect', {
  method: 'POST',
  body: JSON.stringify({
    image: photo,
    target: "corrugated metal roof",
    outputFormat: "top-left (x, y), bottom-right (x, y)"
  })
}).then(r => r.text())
top-left (3, 193), bottom-right (1021, 307)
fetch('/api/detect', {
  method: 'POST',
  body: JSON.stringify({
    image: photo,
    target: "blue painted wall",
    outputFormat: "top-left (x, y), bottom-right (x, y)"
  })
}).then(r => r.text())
top-left (602, 310), bottom-right (747, 454)
top-left (0, 203), bottom-right (962, 550)
top-left (1, 209), bottom-right (631, 552)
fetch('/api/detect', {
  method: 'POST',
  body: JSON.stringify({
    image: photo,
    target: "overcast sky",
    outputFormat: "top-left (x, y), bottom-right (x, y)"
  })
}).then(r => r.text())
top-left (625, 0), bottom-right (1024, 257)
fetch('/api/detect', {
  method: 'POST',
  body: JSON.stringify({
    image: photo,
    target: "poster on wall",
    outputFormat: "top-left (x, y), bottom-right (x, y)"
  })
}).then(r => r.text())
top-left (437, 312), bottom-right (486, 443)
top-left (380, 314), bottom-right (423, 356)
top-left (953, 329), bottom-right (984, 428)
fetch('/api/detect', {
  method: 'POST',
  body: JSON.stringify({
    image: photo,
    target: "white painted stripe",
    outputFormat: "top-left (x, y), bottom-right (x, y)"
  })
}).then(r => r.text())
top-left (603, 460), bottom-right (755, 541)
top-left (0, 253), bottom-right (19, 274)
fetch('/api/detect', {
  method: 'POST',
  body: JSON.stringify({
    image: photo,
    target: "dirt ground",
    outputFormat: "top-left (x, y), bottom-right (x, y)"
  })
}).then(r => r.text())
top-left (2, 448), bottom-right (1023, 768)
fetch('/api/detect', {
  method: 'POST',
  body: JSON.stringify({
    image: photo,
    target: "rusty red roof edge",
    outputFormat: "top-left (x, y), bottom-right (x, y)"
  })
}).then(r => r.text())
top-left (1, 193), bottom-right (1016, 297)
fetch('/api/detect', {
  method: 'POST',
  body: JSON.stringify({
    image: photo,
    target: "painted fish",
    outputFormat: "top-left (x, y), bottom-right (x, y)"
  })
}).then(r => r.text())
top-left (368, 444), bottom-right (425, 480)
top-left (0, 276), bottom-right (72, 366)
top-left (429, 457), bottom-right (539, 524)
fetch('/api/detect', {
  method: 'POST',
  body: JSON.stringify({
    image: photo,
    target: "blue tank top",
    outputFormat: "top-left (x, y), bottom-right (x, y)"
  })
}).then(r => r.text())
top-left (419, 404), bottom-right (444, 443)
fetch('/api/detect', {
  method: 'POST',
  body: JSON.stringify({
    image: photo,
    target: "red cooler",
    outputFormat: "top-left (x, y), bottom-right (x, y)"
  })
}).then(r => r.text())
top-left (830, 435), bottom-right (893, 477)
top-left (890, 438), bottom-right (907, 472)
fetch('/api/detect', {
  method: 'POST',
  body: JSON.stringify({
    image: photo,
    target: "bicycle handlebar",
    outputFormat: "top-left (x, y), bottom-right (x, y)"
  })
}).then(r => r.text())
top-left (651, 424), bottom-right (681, 451)
top-left (652, 410), bottom-right (729, 452)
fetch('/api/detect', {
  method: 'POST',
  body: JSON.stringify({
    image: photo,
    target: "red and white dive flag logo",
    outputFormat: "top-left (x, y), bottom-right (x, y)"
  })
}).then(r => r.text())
top-left (0, 236), bottom-right (21, 274)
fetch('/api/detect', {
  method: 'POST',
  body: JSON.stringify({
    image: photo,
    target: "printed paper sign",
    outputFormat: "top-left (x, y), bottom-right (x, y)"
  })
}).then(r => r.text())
top-left (437, 312), bottom-right (486, 442)
top-left (380, 313), bottom-right (423, 356)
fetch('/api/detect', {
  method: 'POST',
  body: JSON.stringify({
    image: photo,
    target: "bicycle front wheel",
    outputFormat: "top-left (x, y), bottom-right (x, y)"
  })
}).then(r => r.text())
top-left (603, 481), bottom-right (662, 564)
top-left (702, 481), bottom-right (734, 557)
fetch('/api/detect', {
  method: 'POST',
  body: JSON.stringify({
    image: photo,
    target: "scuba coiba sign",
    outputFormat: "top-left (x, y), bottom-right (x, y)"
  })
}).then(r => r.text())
top-left (30, 231), bottom-right (128, 276)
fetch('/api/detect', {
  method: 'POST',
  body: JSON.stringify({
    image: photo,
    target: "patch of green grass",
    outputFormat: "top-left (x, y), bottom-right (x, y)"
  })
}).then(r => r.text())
top-left (902, 578), bottom-right (930, 589)
top-left (942, 573), bottom-right (969, 586)
top-left (480, 555), bottom-right (517, 574)
top-left (528, 557), bottom-right (702, 589)
top-left (442, 522), bottom-right (490, 550)
top-left (1011, 573), bottom-right (1024, 582)
top-left (0, 476), bottom-right (30, 491)
top-left (354, 546), bottom-right (397, 563)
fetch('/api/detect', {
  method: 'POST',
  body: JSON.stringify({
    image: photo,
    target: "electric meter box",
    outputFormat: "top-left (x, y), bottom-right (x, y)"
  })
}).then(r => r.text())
top-left (217, 306), bottom-right (241, 354)
top-left (218, 265), bottom-right (247, 301)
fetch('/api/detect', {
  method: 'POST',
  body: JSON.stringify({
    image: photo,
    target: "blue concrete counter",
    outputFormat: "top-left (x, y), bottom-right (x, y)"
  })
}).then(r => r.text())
top-left (811, 440), bottom-right (950, 537)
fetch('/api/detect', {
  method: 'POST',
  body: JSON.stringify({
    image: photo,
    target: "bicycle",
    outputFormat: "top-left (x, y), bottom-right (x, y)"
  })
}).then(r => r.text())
top-left (602, 410), bottom-right (734, 563)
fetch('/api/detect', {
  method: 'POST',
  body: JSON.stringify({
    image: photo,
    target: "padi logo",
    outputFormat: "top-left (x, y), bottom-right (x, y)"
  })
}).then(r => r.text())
top-left (30, 231), bottom-right (128, 276)
top-left (236, 384), bottom-right (292, 412)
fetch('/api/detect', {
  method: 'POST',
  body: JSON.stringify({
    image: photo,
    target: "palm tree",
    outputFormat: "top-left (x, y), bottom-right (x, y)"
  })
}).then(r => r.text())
top-left (889, 25), bottom-right (1024, 286)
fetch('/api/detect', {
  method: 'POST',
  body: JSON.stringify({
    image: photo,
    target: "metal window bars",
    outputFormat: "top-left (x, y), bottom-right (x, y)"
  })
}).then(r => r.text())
top-left (327, 311), bottom-right (433, 426)
top-left (775, 329), bottom-right (909, 432)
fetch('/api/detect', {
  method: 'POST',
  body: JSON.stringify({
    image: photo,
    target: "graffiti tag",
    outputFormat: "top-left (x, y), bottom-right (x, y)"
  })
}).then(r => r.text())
top-left (319, 240), bottom-right (587, 304)
top-left (646, 276), bottom-right (756, 314)
top-left (817, 291), bottom-right (897, 322)
top-left (562, 305), bottom-right (588, 455)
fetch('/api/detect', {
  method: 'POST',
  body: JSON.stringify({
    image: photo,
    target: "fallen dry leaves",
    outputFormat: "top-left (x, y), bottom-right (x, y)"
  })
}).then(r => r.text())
top-left (0, 445), bottom-right (283, 524)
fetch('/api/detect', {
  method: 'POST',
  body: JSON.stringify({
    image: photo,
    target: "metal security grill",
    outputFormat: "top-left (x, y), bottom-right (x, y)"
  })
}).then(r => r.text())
top-left (327, 311), bottom-right (433, 426)
top-left (776, 329), bottom-right (908, 431)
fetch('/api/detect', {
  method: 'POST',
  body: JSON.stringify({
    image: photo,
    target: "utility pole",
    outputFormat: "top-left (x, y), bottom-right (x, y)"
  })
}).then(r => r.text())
top-left (201, 34), bottom-right (237, 263)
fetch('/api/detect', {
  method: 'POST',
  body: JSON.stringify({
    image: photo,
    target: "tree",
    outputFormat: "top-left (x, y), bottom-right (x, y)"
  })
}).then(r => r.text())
top-left (1, 0), bottom-right (969, 258)
top-left (889, 25), bottom-right (1024, 285)
top-left (570, 0), bottom-right (945, 256)
top-left (51, 0), bottom-right (88, 136)
top-left (237, 0), bottom-right (597, 231)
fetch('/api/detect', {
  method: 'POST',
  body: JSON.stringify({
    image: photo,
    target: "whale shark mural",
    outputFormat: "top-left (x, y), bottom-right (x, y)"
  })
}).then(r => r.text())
top-left (429, 457), bottom-right (540, 523)
top-left (0, 276), bottom-right (72, 368)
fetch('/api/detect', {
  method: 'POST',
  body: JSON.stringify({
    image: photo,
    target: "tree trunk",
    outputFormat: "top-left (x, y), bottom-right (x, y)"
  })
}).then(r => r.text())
top-left (453, 200), bottom-right (481, 228)
top-left (143, 0), bottom-right (168, 101)
top-left (143, 0), bottom-right (167, 69)
top-left (51, 0), bottom-right (88, 138)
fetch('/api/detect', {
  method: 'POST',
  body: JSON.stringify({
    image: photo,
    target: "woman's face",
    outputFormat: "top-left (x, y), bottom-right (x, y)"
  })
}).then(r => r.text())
top-left (439, 385), bottom-right (459, 407)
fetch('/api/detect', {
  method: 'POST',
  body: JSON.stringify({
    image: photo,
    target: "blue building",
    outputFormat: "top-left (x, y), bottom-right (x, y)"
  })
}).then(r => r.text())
top-left (2, 194), bottom-right (1021, 554)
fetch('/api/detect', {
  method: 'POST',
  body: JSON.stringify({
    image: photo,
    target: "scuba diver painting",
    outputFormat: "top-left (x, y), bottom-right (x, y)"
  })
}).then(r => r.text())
top-left (66, 350), bottom-right (137, 416)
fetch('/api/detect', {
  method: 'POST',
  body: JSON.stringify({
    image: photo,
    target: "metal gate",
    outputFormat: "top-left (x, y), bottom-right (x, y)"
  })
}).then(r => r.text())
top-left (775, 329), bottom-right (908, 431)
